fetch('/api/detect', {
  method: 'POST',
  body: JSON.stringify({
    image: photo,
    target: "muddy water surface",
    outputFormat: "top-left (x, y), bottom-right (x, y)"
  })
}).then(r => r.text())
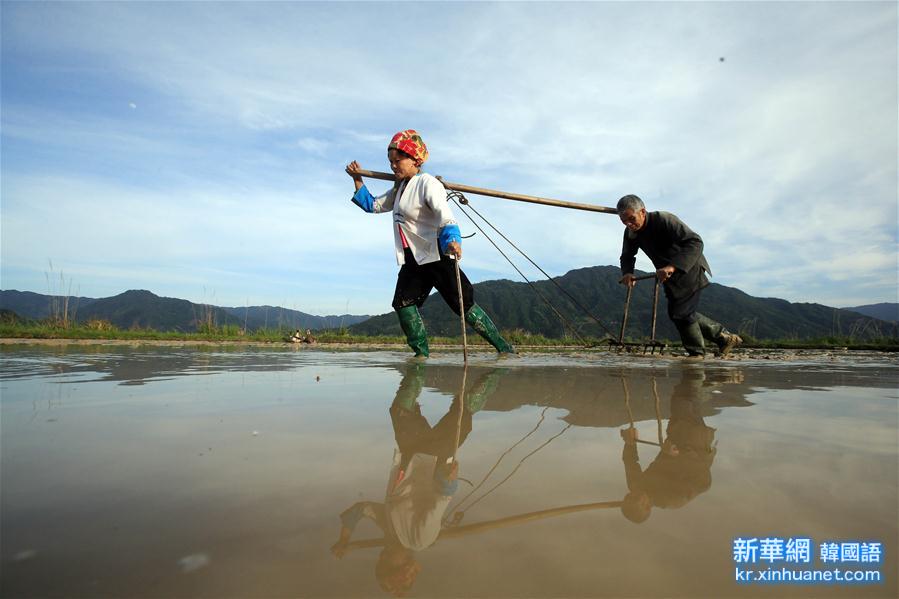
top-left (1, 346), bottom-right (897, 598)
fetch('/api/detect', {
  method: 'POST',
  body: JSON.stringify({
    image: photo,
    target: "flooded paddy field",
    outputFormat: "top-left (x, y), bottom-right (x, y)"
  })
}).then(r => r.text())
top-left (1, 345), bottom-right (897, 598)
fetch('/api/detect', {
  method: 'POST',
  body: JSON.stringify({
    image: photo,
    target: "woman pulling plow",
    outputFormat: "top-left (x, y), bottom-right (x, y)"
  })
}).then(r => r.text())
top-left (345, 130), bottom-right (515, 358)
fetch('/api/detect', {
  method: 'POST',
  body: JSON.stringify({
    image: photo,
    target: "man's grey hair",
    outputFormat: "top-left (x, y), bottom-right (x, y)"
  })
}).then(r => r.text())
top-left (616, 194), bottom-right (645, 214)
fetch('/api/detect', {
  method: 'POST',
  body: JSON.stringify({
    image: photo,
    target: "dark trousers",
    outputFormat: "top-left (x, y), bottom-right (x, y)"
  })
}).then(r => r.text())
top-left (392, 248), bottom-right (474, 315)
top-left (665, 286), bottom-right (726, 354)
top-left (665, 286), bottom-right (702, 325)
top-left (389, 401), bottom-right (472, 466)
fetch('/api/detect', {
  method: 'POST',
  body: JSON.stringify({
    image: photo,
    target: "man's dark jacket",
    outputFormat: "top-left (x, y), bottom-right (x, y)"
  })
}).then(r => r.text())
top-left (620, 211), bottom-right (711, 300)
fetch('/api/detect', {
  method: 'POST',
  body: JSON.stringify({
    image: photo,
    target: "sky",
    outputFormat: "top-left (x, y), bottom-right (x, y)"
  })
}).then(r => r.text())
top-left (1, 1), bottom-right (896, 316)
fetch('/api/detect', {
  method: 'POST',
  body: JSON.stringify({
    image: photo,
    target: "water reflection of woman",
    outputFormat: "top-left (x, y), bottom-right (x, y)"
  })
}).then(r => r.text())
top-left (330, 365), bottom-right (498, 596)
top-left (620, 369), bottom-right (719, 523)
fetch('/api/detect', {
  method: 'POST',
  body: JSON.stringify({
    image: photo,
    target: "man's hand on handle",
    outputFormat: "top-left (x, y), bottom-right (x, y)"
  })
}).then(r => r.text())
top-left (619, 273), bottom-right (637, 289)
top-left (656, 265), bottom-right (676, 283)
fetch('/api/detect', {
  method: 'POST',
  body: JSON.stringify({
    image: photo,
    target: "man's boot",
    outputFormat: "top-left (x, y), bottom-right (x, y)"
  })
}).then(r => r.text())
top-left (716, 332), bottom-right (743, 356)
top-left (696, 313), bottom-right (742, 356)
top-left (465, 304), bottom-right (516, 354)
top-left (396, 305), bottom-right (429, 358)
top-left (675, 319), bottom-right (705, 358)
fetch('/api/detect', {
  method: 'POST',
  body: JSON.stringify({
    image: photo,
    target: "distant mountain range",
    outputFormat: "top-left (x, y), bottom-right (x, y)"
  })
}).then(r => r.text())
top-left (2, 268), bottom-right (896, 340)
top-left (0, 289), bottom-right (370, 332)
top-left (348, 265), bottom-right (898, 341)
top-left (842, 302), bottom-right (898, 323)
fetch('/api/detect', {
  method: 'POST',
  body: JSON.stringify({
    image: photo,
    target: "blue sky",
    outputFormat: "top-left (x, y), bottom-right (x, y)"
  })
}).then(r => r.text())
top-left (2, 1), bottom-right (896, 316)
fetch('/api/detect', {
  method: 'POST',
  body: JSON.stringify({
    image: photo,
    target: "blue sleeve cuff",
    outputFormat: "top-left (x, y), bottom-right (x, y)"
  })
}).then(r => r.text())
top-left (435, 477), bottom-right (459, 496)
top-left (438, 224), bottom-right (461, 253)
top-left (351, 185), bottom-right (375, 213)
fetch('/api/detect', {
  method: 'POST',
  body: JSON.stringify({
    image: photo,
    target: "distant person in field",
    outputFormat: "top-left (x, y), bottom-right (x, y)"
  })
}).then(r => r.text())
top-left (290, 328), bottom-right (315, 344)
top-left (345, 129), bottom-right (514, 358)
top-left (616, 194), bottom-right (742, 358)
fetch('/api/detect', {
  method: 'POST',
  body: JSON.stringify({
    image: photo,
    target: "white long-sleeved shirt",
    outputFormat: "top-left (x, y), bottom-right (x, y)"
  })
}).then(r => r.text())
top-left (352, 173), bottom-right (460, 266)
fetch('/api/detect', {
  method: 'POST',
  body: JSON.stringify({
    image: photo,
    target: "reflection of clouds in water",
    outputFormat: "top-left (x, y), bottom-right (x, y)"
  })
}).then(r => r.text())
top-left (178, 553), bottom-right (210, 573)
top-left (709, 386), bottom-right (898, 541)
top-left (717, 387), bottom-right (898, 455)
top-left (0, 348), bottom-right (395, 385)
top-left (13, 549), bottom-right (38, 562)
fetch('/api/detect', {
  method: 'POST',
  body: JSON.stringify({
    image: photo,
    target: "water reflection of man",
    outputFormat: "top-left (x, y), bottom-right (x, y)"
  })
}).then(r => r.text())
top-left (330, 364), bottom-right (500, 596)
top-left (620, 369), bottom-right (719, 523)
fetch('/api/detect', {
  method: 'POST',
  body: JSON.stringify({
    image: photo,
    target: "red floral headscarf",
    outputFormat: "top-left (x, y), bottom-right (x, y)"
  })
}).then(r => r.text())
top-left (388, 129), bottom-right (429, 164)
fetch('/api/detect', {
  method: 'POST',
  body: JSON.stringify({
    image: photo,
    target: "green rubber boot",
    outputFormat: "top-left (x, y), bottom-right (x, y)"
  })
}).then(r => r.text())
top-left (695, 313), bottom-right (725, 343)
top-left (465, 304), bottom-right (515, 354)
top-left (675, 320), bottom-right (706, 357)
top-left (392, 363), bottom-right (425, 411)
top-left (465, 370), bottom-right (503, 413)
top-left (396, 305), bottom-right (430, 358)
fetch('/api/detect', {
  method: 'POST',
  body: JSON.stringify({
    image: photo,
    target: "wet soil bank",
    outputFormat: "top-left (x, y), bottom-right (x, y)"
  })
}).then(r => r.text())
top-left (2, 337), bottom-right (896, 363)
